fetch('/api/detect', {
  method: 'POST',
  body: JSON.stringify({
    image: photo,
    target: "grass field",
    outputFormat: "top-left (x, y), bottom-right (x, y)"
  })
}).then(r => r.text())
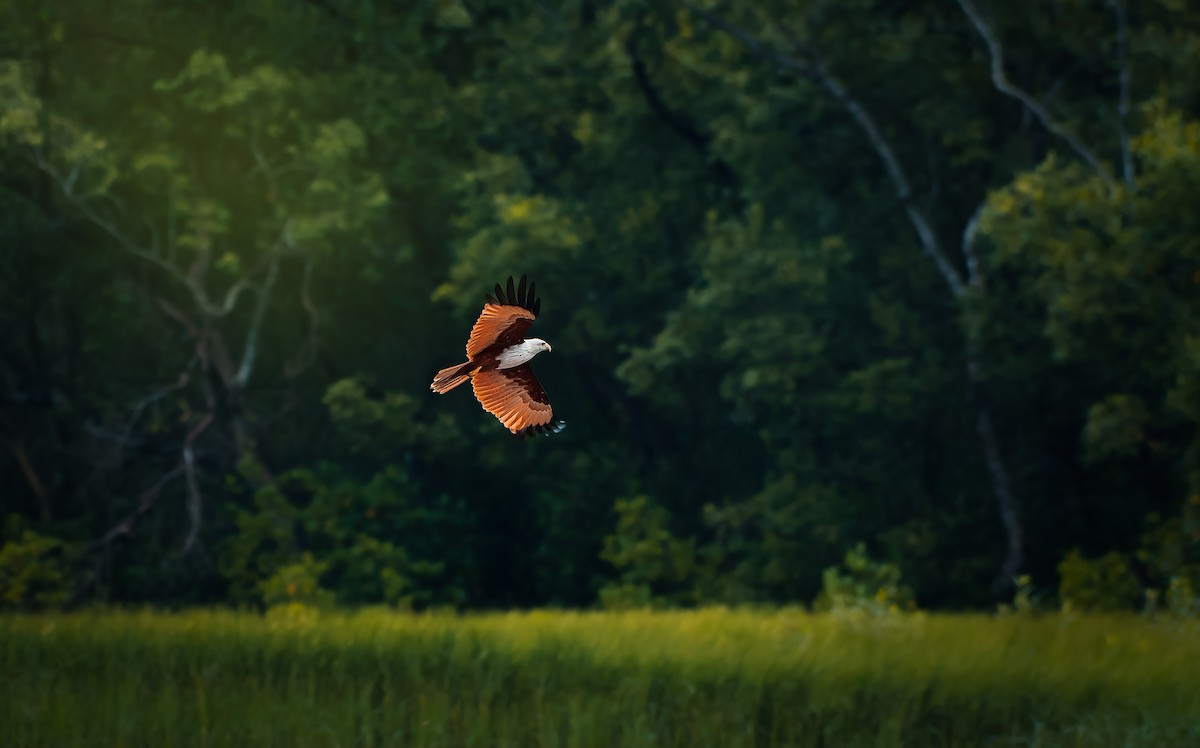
top-left (2, 607), bottom-right (1197, 747)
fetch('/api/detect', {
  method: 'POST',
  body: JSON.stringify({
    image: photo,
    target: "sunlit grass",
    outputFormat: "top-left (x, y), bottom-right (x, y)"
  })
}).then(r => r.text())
top-left (2, 607), bottom-right (1197, 747)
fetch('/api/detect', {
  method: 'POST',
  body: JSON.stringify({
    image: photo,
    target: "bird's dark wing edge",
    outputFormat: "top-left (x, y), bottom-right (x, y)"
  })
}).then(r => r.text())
top-left (485, 274), bottom-right (541, 318)
top-left (503, 364), bottom-right (565, 441)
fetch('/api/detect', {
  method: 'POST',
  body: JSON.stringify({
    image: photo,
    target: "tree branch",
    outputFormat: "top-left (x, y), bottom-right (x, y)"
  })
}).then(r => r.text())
top-left (156, 296), bottom-right (201, 338)
top-left (86, 461), bottom-right (186, 552)
top-left (285, 254), bottom-right (320, 378)
top-left (685, 3), bottom-right (810, 74)
top-left (688, 5), bottom-right (968, 296)
top-left (82, 370), bottom-right (191, 475)
top-left (1108, 0), bottom-right (1135, 189)
top-left (248, 128), bottom-right (281, 204)
top-left (234, 256), bottom-right (280, 389)
top-left (962, 200), bottom-right (987, 290)
top-left (32, 148), bottom-right (273, 320)
top-left (804, 53), bottom-right (967, 297)
top-left (0, 435), bottom-right (52, 520)
top-left (625, 28), bottom-right (742, 207)
top-left (687, 3), bottom-right (1024, 591)
top-left (216, 276), bottom-right (256, 316)
top-left (121, 373), bottom-right (189, 443)
top-left (966, 357), bottom-right (1024, 592)
top-left (37, 152), bottom-right (188, 281)
top-left (181, 412), bottom-right (212, 555)
top-left (181, 367), bottom-right (216, 556)
top-left (29, 150), bottom-right (243, 317)
top-left (68, 460), bottom-right (187, 609)
top-left (955, 0), bottom-right (1116, 190)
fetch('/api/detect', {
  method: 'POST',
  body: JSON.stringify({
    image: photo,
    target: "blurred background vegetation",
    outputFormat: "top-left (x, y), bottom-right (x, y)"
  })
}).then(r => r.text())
top-left (1, 0), bottom-right (1198, 615)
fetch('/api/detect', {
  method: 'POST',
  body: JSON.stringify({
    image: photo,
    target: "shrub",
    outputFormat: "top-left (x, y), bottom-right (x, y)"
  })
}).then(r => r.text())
top-left (223, 464), bottom-right (469, 609)
top-left (258, 552), bottom-right (335, 609)
top-left (0, 517), bottom-right (75, 610)
top-left (1058, 549), bottom-right (1142, 612)
top-left (599, 496), bottom-right (696, 608)
top-left (813, 542), bottom-right (915, 614)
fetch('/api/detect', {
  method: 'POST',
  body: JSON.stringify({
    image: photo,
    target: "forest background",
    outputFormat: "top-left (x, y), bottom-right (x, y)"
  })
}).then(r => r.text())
top-left (2, 0), bottom-right (1199, 616)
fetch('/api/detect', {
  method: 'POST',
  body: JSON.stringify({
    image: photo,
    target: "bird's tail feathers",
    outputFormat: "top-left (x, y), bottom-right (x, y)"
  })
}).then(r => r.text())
top-left (430, 362), bottom-right (475, 394)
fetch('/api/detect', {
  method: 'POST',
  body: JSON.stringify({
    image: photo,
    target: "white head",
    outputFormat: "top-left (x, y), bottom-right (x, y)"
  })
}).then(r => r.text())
top-left (496, 337), bottom-right (553, 369)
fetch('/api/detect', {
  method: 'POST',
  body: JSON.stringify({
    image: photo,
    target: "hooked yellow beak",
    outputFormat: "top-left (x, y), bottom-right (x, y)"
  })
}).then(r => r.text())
top-left (547, 343), bottom-right (553, 352)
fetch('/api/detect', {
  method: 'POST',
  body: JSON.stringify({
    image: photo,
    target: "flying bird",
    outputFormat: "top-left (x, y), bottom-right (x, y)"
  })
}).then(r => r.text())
top-left (430, 275), bottom-right (565, 438)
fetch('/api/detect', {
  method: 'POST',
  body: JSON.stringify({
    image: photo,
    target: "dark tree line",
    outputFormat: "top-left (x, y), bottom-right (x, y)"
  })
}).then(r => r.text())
top-left (1, 0), bottom-right (1198, 613)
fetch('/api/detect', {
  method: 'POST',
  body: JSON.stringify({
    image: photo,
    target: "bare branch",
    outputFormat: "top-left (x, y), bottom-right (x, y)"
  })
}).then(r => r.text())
top-left (234, 256), bottom-right (280, 389)
top-left (966, 357), bottom-right (1023, 591)
top-left (1109, 0), bottom-right (1135, 189)
top-left (249, 129), bottom-right (279, 201)
top-left (82, 370), bottom-right (191, 478)
top-left (181, 415), bottom-right (212, 555)
top-left (181, 372), bottom-right (216, 555)
top-left (1042, 55), bottom-right (1095, 111)
top-left (215, 224), bottom-right (296, 318)
top-left (37, 152), bottom-right (183, 278)
top-left (86, 461), bottom-right (186, 551)
top-left (962, 201), bottom-right (987, 290)
top-left (156, 296), bottom-right (202, 339)
top-left (685, 3), bottom-right (810, 74)
top-left (686, 3), bottom-right (1024, 590)
top-left (625, 26), bottom-right (743, 209)
top-left (955, 0), bottom-right (1116, 190)
top-left (154, 297), bottom-right (243, 390)
top-left (29, 148), bottom-right (279, 320)
top-left (160, 307), bottom-right (219, 557)
top-left (285, 254), bottom-right (320, 378)
top-left (29, 149), bottom-right (235, 314)
top-left (804, 54), bottom-right (967, 297)
top-left (63, 158), bottom-right (82, 195)
top-left (208, 331), bottom-right (239, 387)
top-left (40, 150), bottom-right (274, 326)
top-left (68, 458), bottom-right (190, 607)
top-left (213, 277), bottom-right (254, 316)
top-left (687, 6), bottom-right (968, 296)
top-left (0, 435), bottom-right (52, 520)
top-left (123, 373), bottom-right (189, 441)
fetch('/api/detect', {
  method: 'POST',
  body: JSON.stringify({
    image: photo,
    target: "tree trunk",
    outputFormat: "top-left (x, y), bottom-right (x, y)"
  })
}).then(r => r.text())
top-left (688, 7), bottom-right (1029, 592)
top-left (966, 356), bottom-right (1023, 592)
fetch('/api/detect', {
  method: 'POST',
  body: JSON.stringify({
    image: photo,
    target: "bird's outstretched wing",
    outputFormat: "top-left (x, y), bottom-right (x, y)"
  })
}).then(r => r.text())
top-left (472, 364), bottom-right (564, 438)
top-left (466, 275), bottom-right (540, 359)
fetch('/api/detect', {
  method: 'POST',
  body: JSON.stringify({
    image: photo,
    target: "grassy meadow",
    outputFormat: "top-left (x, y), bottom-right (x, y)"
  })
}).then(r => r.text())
top-left (2, 607), bottom-right (1197, 747)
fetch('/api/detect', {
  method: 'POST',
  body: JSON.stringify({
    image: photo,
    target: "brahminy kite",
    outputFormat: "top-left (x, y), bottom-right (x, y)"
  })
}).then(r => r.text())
top-left (430, 276), bottom-right (565, 438)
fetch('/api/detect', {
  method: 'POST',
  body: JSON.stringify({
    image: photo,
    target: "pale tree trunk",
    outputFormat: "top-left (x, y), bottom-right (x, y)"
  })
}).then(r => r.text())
top-left (966, 358), bottom-right (1024, 590)
top-left (1107, 0), bottom-right (1136, 189)
top-left (955, 0), bottom-right (1116, 191)
top-left (687, 3), bottom-right (1026, 590)
top-left (808, 50), bottom-right (1027, 592)
top-left (30, 152), bottom-right (311, 560)
top-left (688, 0), bottom-right (1131, 592)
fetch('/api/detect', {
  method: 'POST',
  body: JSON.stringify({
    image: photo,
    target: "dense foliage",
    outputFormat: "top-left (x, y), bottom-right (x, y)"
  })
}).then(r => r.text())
top-left (3, 609), bottom-right (1198, 746)
top-left (1, 0), bottom-right (1199, 612)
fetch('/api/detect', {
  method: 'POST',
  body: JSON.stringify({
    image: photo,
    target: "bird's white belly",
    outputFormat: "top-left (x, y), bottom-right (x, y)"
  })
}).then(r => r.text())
top-left (496, 343), bottom-right (536, 369)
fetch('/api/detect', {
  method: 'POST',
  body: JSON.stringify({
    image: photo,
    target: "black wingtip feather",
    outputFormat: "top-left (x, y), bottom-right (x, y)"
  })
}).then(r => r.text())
top-left (489, 275), bottom-right (541, 315)
top-left (518, 418), bottom-right (566, 439)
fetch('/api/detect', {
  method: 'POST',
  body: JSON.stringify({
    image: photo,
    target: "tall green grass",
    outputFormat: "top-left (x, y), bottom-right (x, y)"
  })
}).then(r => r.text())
top-left (2, 607), bottom-right (1197, 747)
